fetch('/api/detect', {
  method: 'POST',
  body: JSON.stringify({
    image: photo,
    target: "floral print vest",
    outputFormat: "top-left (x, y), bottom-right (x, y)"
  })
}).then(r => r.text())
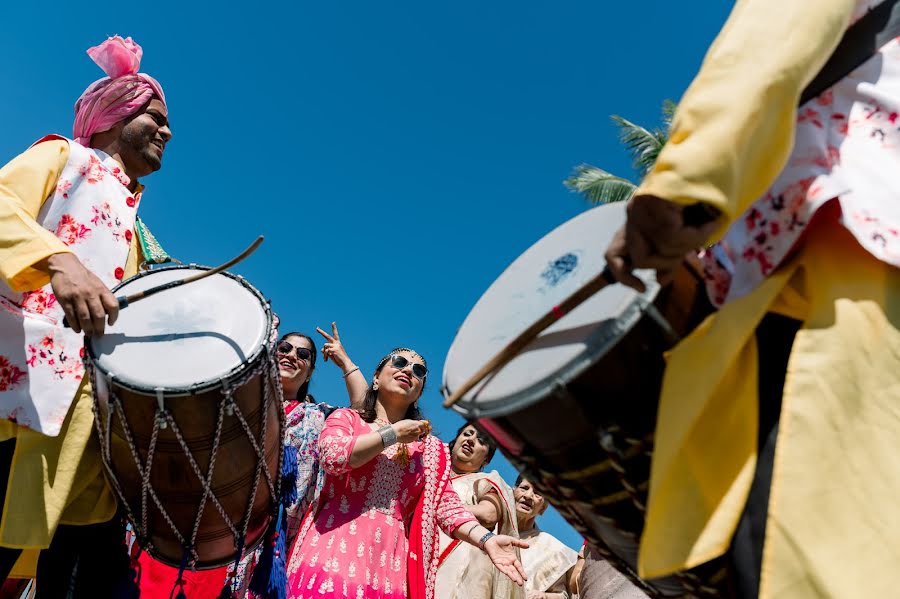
top-left (701, 0), bottom-right (900, 306)
top-left (0, 136), bottom-right (138, 435)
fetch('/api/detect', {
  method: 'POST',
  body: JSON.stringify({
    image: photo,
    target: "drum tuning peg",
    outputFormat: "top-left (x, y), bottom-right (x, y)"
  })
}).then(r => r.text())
top-left (225, 400), bottom-right (235, 417)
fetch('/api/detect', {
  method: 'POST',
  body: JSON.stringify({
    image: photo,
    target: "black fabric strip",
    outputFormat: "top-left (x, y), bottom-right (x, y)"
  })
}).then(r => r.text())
top-left (801, 0), bottom-right (900, 105)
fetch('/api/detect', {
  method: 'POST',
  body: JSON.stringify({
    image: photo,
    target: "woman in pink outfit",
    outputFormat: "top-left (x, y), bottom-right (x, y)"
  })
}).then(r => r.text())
top-left (286, 348), bottom-right (528, 599)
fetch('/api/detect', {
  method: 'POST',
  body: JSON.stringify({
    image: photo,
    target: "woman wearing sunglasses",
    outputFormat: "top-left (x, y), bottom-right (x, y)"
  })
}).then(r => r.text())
top-left (286, 348), bottom-right (529, 599)
top-left (139, 324), bottom-right (368, 598)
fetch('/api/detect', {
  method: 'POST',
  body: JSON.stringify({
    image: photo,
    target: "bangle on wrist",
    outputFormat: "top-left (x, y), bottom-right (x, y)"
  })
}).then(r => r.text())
top-left (377, 425), bottom-right (398, 448)
top-left (478, 531), bottom-right (495, 551)
top-left (342, 366), bottom-right (360, 379)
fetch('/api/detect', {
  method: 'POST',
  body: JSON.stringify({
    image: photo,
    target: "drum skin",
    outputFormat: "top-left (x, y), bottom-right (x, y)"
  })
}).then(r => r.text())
top-left (94, 370), bottom-right (281, 568)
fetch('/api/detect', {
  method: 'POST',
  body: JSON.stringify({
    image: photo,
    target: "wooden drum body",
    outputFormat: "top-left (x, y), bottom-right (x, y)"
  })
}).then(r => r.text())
top-left (442, 203), bottom-right (727, 597)
top-left (87, 266), bottom-right (282, 569)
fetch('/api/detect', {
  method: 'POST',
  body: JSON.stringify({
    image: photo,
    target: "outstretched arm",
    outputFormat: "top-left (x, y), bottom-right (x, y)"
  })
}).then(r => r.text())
top-left (438, 478), bottom-right (529, 586)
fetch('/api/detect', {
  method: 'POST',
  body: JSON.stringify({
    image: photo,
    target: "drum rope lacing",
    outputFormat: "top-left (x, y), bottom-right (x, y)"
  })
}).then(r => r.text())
top-left (90, 338), bottom-right (285, 568)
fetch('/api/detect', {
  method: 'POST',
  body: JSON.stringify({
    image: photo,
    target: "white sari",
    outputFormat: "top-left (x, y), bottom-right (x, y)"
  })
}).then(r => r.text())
top-left (435, 471), bottom-right (524, 599)
top-left (520, 527), bottom-right (578, 595)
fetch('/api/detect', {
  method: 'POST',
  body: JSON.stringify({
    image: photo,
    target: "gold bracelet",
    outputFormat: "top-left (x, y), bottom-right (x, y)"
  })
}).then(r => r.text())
top-left (342, 366), bottom-right (360, 378)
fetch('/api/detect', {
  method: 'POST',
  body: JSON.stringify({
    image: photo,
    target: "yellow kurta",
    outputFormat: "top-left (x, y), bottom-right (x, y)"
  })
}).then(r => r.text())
top-left (633, 0), bottom-right (900, 597)
top-left (0, 139), bottom-right (145, 577)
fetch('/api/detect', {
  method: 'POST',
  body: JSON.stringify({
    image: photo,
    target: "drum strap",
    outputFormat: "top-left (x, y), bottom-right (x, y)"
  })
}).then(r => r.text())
top-left (800, 0), bottom-right (900, 105)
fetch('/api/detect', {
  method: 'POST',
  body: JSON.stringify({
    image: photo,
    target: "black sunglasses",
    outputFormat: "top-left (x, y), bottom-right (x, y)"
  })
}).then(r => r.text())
top-left (277, 341), bottom-right (314, 362)
top-left (388, 354), bottom-right (427, 380)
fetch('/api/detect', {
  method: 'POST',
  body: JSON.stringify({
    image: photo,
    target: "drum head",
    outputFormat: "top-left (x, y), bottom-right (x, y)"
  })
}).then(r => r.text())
top-left (89, 266), bottom-right (270, 392)
top-left (443, 202), bottom-right (658, 418)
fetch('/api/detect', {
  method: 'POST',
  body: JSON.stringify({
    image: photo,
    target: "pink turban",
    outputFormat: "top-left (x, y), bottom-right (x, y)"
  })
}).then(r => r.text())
top-left (73, 36), bottom-right (167, 146)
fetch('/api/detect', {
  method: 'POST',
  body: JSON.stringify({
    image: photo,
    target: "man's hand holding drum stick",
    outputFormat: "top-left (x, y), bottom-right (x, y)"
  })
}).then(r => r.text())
top-left (62, 236), bottom-right (264, 332)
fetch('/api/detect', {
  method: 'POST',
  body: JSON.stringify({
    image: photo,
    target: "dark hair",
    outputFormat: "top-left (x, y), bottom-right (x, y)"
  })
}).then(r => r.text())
top-left (448, 423), bottom-right (497, 469)
top-left (279, 331), bottom-right (317, 402)
top-left (515, 473), bottom-right (528, 488)
top-left (358, 348), bottom-right (427, 423)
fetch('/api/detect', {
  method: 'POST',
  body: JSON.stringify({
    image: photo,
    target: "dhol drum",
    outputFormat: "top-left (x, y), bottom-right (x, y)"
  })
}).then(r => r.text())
top-left (87, 265), bottom-right (283, 569)
top-left (442, 202), bottom-right (728, 597)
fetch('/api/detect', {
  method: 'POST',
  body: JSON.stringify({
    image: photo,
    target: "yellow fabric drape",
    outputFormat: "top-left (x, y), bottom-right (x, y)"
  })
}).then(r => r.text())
top-left (644, 216), bottom-right (900, 598)
top-left (626, 0), bottom-right (900, 594)
top-left (637, 0), bottom-right (855, 240)
top-left (0, 139), bottom-right (145, 577)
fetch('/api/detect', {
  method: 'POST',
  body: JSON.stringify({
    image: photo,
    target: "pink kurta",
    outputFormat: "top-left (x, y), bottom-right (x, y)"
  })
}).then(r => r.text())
top-left (286, 408), bottom-right (476, 599)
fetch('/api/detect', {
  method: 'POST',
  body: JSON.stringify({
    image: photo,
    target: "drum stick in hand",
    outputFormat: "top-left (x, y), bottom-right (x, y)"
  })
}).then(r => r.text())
top-left (63, 236), bottom-right (264, 328)
top-left (443, 265), bottom-right (615, 408)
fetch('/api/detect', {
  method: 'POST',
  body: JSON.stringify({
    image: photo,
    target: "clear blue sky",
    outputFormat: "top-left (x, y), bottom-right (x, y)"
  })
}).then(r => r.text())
top-left (1, 2), bottom-right (734, 551)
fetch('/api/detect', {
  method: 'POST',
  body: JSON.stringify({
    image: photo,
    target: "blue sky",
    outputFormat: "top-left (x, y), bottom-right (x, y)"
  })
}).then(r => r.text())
top-left (1, 2), bottom-right (734, 551)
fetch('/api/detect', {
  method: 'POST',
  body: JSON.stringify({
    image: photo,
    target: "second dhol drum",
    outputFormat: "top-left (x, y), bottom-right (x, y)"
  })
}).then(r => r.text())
top-left (87, 265), bottom-right (282, 569)
top-left (442, 202), bottom-right (728, 597)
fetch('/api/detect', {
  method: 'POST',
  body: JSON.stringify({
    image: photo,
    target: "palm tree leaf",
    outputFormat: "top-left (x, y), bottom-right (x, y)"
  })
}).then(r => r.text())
top-left (661, 99), bottom-right (677, 131)
top-left (610, 115), bottom-right (664, 176)
top-left (564, 164), bottom-right (636, 204)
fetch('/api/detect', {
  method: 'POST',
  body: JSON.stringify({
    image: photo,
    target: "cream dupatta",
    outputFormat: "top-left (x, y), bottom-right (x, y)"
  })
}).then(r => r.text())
top-left (435, 471), bottom-right (524, 599)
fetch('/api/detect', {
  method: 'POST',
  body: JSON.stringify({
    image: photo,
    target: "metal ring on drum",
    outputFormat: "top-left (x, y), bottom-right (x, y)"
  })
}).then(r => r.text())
top-left (85, 264), bottom-right (284, 569)
top-left (442, 202), bottom-right (726, 597)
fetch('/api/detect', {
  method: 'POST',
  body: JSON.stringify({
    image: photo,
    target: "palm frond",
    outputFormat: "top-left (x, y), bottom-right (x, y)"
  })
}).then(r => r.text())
top-left (661, 99), bottom-right (677, 132)
top-left (610, 115), bottom-right (665, 176)
top-left (564, 164), bottom-right (636, 205)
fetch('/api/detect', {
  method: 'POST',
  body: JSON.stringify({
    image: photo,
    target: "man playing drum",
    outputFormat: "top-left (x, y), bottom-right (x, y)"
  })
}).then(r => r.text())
top-left (0, 36), bottom-right (172, 594)
top-left (605, 1), bottom-right (900, 597)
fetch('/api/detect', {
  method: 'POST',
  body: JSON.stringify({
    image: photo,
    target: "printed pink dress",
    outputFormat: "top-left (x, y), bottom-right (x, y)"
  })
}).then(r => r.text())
top-left (286, 408), bottom-right (476, 599)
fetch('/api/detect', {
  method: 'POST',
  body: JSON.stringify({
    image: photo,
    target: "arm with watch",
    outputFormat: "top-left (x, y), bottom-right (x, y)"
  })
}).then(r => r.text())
top-left (448, 503), bottom-right (531, 587)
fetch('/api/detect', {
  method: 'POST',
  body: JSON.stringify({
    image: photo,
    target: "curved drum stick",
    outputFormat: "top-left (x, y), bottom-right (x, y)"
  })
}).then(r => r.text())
top-left (63, 236), bottom-right (264, 328)
top-left (442, 203), bottom-right (719, 408)
top-left (442, 265), bottom-right (616, 408)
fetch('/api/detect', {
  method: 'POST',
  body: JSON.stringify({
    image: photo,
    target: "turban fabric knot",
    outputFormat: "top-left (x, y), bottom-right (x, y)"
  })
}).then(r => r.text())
top-left (73, 35), bottom-right (166, 146)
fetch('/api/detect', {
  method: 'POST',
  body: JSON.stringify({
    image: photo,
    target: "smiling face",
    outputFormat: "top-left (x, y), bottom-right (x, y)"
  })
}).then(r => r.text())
top-left (118, 98), bottom-right (171, 177)
top-left (450, 424), bottom-right (492, 474)
top-left (277, 334), bottom-right (315, 400)
top-left (514, 477), bottom-right (546, 530)
top-left (373, 350), bottom-right (426, 405)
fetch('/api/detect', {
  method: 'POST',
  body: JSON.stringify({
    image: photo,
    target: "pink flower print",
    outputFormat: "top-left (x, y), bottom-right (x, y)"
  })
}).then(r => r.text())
top-left (21, 289), bottom-right (58, 315)
top-left (798, 107), bottom-right (823, 128)
top-left (889, 112), bottom-right (899, 125)
top-left (78, 155), bottom-right (106, 184)
top-left (110, 166), bottom-right (130, 187)
top-left (745, 207), bottom-right (764, 231)
top-left (25, 338), bottom-right (82, 380)
top-left (55, 214), bottom-right (91, 245)
top-left (0, 356), bottom-right (27, 392)
top-left (56, 179), bottom-right (73, 199)
top-left (816, 90), bottom-right (834, 107)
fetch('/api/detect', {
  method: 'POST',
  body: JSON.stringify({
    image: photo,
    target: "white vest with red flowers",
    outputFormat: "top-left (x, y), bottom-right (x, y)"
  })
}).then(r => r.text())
top-left (0, 136), bottom-right (138, 436)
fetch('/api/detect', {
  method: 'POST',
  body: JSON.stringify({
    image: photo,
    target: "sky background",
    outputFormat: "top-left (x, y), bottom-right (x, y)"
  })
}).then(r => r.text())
top-left (1, 2), bottom-right (735, 551)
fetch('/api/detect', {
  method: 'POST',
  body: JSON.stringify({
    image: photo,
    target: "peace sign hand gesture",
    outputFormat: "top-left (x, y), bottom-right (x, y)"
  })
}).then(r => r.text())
top-left (316, 322), bottom-right (356, 374)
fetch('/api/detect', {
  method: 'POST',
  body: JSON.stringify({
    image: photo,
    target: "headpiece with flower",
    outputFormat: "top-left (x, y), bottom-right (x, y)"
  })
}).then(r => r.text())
top-left (73, 36), bottom-right (166, 146)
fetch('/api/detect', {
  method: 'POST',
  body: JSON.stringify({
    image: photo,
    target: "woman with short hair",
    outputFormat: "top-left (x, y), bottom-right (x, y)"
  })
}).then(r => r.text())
top-left (435, 423), bottom-right (524, 599)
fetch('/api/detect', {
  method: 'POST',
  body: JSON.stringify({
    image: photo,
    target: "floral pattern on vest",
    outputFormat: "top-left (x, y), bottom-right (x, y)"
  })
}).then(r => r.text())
top-left (0, 136), bottom-right (138, 435)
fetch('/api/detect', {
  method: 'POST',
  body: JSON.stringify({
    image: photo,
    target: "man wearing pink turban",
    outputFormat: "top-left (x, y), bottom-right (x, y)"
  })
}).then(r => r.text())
top-left (0, 35), bottom-right (172, 595)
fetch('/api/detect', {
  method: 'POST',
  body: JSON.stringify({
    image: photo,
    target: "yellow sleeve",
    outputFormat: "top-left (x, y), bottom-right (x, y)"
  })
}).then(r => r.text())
top-left (637, 0), bottom-right (856, 238)
top-left (0, 139), bottom-right (71, 291)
